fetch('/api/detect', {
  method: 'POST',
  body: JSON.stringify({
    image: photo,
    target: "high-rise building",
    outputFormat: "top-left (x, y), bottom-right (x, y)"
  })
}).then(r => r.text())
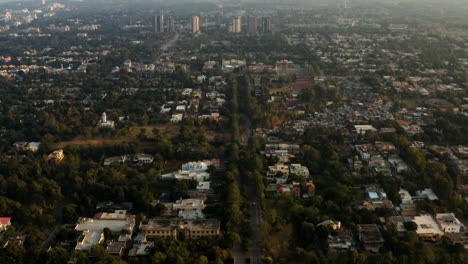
top-left (41, 0), bottom-right (46, 5)
top-left (262, 17), bottom-right (272, 33)
top-left (192, 16), bottom-right (200, 33)
top-left (168, 16), bottom-right (175, 33)
top-left (157, 15), bottom-right (164, 33)
top-left (153, 15), bottom-right (164, 33)
top-left (233, 16), bottom-right (242, 33)
top-left (247, 16), bottom-right (257, 34)
top-left (152, 16), bottom-right (157, 33)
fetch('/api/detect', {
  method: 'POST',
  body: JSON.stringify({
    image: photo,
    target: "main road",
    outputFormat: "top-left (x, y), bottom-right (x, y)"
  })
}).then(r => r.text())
top-left (240, 114), bottom-right (262, 264)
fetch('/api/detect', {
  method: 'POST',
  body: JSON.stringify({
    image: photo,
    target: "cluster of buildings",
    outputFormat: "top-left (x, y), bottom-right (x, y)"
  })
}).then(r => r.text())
top-left (103, 154), bottom-right (154, 167)
top-left (73, 196), bottom-right (221, 256)
top-left (325, 185), bottom-right (467, 252)
top-left (152, 15), bottom-right (176, 33)
top-left (161, 159), bottom-right (220, 182)
top-left (428, 145), bottom-right (468, 176)
top-left (160, 87), bottom-right (226, 123)
top-left (351, 142), bottom-right (409, 177)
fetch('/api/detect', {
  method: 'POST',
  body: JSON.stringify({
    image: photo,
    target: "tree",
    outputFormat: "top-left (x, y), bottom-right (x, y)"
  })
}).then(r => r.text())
top-left (46, 247), bottom-right (69, 264)
top-left (195, 256), bottom-right (209, 264)
top-left (404, 221), bottom-right (418, 231)
top-left (103, 227), bottom-right (112, 242)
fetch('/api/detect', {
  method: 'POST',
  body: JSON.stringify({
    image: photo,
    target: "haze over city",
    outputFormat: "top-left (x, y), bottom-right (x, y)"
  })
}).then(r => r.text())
top-left (0, 0), bottom-right (466, 264)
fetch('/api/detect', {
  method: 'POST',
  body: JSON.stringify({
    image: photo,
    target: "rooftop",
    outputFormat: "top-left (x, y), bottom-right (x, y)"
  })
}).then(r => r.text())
top-left (358, 224), bottom-right (384, 243)
top-left (139, 218), bottom-right (220, 231)
top-left (413, 214), bottom-right (443, 235)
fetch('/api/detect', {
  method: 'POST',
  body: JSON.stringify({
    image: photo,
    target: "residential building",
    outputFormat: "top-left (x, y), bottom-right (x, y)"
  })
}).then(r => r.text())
top-left (328, 228), bottom-right (353, 251)
top-left (388, 155), bottom-right (409, 174)
top-left (104, 156), bottom-right (127, 166)
top-left (170, 113), bottom-right (183, 123)
top-left (276, 182), bottom-right (301, 198)
top-left (435, 213), bottom-right (465, 233)
top-left (128, 242), bottom-right (154, 256)
top-left (161, 160), bottom-right (217, 181)
top-left (413, 214), bottom-right (444, 241)
top-left (133, 154), bottom-right (154, 165)
top-left (445, 233), bottom-right (468, 249)
top-left (27, 142), bottom-right (41, 152)
top-left (290, 164), bottom-right (310, 178)
top-left (139, 219), bottom-right (220, 241)
top-left (358, 224), bottom-right (385, 253)
top-left (354, 125), bottom-right (377, 135)
top-left (267, 163), bottom-right (289, 183)
top-left (415, 188), bottom-right (439, 201)
top-left (0, 217), bottom-right (11, 231)
top-left (47, 149), bottom-right (64, 162)
top-left (106, 241), bottom-right (126, 257)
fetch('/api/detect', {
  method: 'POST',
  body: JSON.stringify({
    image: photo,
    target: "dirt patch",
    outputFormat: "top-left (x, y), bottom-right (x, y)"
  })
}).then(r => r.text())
top-left (52, 138), bottom-right (134, 149)
top-left (129, 125), bottom-right (179, 137)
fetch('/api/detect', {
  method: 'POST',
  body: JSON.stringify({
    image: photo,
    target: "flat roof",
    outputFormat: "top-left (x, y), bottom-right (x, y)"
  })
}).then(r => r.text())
top-left (75, 219), bottom-right (132, 232)
top-left (358, 224), bottom-right (384, 243)
top-left (413, 215), bottom-right (443, 235)
top-left (75, 231), bottom-right (103, 251)
top-left (140, 218), bottom-right (220, 231)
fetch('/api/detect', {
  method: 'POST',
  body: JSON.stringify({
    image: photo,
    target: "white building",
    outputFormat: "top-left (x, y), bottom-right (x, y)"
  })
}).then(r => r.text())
top-left (435, 213), bottom-right (465, 233)
top-left (27, 142), bottom-right (41, 152)
top-left (354, 125), bottom-right (377, 135)
top-left (399, 189), bottom-right (412, 204)
top-left (170, 113), bottom-right (183, 123)
top-left (163, 198), bottom-right (206, 219)
top-left (75, 210), bottom-right (135, 251)
top-left (192, 16), bottom-right (200, 33)
top-left (413, 214), bottom-right (443, 240)
top-left (415, 188), bottom-right (439, 201)
top-left (233, 16), bottom-right (241, 33)
top-left (97, 112), bottom-right (115, 128)
top-left (47, 149), bottom-right (64, 161)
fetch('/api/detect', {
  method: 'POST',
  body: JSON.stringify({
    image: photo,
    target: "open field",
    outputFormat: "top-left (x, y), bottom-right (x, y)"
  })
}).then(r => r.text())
top-left (52, 138), bottom-right (134, 149)
top-left (52, 124), bottom-right (229, 150)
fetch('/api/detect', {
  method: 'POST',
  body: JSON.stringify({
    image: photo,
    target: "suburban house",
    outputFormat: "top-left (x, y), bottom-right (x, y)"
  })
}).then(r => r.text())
top-left (328, 229), bottom-right (353, 251)
top-left (27, 142), bottom-right (41, 152)
top-left (161, 160), bottom-right (217, 181)
top-left (133, 154), bottom-right (154, 165)
top-left (290, 164), bottom-right (310, 178)
top-left (0, 217), bottom-right (11, 231)
top-left (354, 125), bottom-right (377, 135)
top-left (47, 149), bottom-right (64, 162)
top-left (358, 224), bottom-right (385, 252)
top-left (413, 214), bottom-right (444, 241)
top-left (435, 213), bottom-right (465, 233)
top-left (267, 164), bottom-right (290, 183)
